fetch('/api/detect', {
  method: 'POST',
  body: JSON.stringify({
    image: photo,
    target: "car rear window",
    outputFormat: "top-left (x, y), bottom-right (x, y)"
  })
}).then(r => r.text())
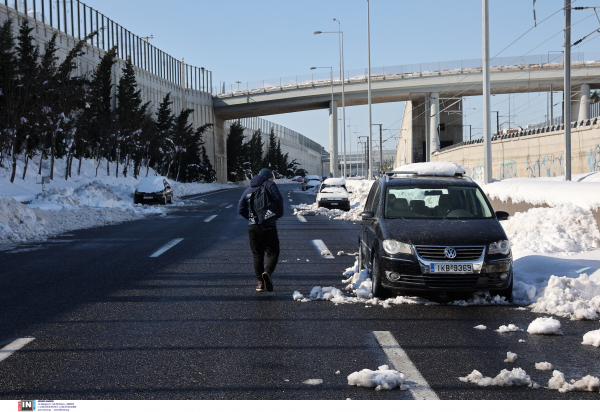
top-left (384, 185), bottom-right (493, 219)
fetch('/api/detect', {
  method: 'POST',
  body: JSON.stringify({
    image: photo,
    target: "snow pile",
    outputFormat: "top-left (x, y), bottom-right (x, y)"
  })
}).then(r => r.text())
top-left (527, 317), bottom-right (562, 335)
top-left (547, 370), bottom-right (600, 393)
top-left (302, 379), bottom-right (323, 385)
top-left (293, 180), bottom-right (374, 221)
top-left (529, 274), bottom-right (600, 320)
top-left (501, 205), bottom-right (600, 255)
top-left (481, 174), bottom-right (600, 211)
top-left (504, 352), bottom-right (518, 363)
top-left (308, 286), bottom-right (345, 301)
top-left (474, 325), bottom-right (487, 330)
top-left (582, 329), bottom-right (600, 347)
top-left (394, 162), bottom-right (466, 177)
top-left (459, 368), bottom-right (537, 388)
top-left (347, 365), bottom-right (407, 391)
top-left (292, 291), bottom-right (306, 301)
top-left (496, 324), bottom-right (523, 333)
top-left (535, 362), bottom-right (554, 371)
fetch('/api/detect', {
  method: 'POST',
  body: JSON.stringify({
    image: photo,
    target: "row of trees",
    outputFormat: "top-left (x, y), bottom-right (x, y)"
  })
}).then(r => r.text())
top-left (226, 121), bottom-right (306, 181)
top-left (0, 18), bottom-right (215, 184)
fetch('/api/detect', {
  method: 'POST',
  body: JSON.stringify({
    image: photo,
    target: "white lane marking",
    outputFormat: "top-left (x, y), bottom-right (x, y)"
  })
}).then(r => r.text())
top-left (311, 239), bottom-right (334, 259)
top-left (288, 199), bottom-right (293, 202)
top-left (150, 238), bottom-right (184, 258)
top-left (204, 215), bottom-right (217, 222)
top-left (186, 189), bottom-right (234, 200)
top-left (225, 205), bottom-right (233, 209)
top-left (373, 331), bottom-right (439, 400)
top-left (297, 215), bottom-right (307, 223)
top-left (0, 338), bottom-right (35, 363)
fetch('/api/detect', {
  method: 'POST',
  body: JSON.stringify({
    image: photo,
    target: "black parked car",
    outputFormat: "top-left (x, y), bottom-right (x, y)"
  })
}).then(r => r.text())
top-left (134, 176), bottom-right (173, 205)
top-left (358, 171), bottom-right (512, 300)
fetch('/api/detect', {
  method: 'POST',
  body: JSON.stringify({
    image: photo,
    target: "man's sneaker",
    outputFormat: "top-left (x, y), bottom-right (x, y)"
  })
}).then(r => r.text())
top-left (262, 271), bottom-right (273, 292)
top-left (256, 280), bottom-right (265, 292)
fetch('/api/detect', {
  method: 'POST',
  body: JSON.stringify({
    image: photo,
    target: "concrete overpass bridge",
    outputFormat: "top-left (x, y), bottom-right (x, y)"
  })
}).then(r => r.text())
top-left (214, 54), bottom-right (600, 173)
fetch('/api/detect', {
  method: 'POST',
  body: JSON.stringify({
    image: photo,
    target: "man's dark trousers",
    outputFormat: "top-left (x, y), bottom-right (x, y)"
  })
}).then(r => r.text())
top-left (248, 224), bottom-right (280, 280)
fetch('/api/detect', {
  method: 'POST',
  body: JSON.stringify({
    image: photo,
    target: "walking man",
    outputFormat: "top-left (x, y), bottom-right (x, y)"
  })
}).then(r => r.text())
top-left (237, 168), bottom-right (284, 292)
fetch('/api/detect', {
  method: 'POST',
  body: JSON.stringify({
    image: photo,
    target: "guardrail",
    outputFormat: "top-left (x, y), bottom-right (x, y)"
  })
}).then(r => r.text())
top-left (214, 51), bottom-right (600, 98)
top-left (3, 0), bottom-right (212, 93)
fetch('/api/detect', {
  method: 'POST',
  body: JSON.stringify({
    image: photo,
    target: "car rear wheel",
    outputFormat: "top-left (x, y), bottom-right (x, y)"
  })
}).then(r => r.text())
top-left (371, 253), bottom-right (390, 299)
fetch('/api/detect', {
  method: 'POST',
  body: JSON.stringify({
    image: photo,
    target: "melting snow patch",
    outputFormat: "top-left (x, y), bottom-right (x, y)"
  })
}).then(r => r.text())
top-left (529, 274), bottom-right (600, 320)
top-left (474, 325), bottom-right (487, 330)
top-left (496, 324), bottom-right (523, 333)
top-left (302, 379), bottom-right (323, 385)
top-left (347, 365), bottom-right (407, 391)
top-left (504, 352), bottom-right (518, 363)
top-left (547, 370), bottom-right (600, 392)
top-left (460, 368), bottom-right (538, 388)
top-left (582, 329), bottom-right (600, 347)
top-left (527, 317), bottom-right (562, 335)
top-left (535, 362), bottom-right (554, 371)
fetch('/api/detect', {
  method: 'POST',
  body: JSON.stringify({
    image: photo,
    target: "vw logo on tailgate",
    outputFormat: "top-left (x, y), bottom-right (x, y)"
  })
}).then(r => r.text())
top-left (444, 248), bottom-right (457, 259)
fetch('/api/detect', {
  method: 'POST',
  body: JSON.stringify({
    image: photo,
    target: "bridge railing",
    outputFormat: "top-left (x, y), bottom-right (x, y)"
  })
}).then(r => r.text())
top-left (214, 51), bottom-right (600, 98)
top-left (3, 0), bottom-right (212, 93)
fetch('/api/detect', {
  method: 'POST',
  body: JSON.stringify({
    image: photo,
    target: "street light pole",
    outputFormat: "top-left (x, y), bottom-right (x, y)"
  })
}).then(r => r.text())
top-left (482, 0), bottom-right (493, 183)
top-left (367, 0), bottom-right (373, 180)
top-left (564, 0), bottom-right (572, 181)
top-left (372, 123), bottom-right (383, 175)
top-left (315, 23), bottom-right (346, 178)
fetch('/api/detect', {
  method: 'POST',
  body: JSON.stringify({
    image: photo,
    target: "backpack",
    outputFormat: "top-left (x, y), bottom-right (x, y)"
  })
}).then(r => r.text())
top-left (250, 182), bottom-right (278, 224)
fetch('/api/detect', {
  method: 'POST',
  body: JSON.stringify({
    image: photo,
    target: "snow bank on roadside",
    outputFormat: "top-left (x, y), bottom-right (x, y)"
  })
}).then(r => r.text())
top-left (529, 274), bottom-right (600, 320)
top-left (548, 370), bottom-right (600, 393)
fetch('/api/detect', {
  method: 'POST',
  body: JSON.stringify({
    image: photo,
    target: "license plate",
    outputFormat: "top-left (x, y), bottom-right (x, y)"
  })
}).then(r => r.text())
top-left (331, 202), bottom-right (338, 205)
top-left (430, 263), bottom-right (473, 273)
top-left (144, 196), bottom-right (153, 199)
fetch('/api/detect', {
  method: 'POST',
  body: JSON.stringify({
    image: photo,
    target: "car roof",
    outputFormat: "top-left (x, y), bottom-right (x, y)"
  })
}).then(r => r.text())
top-left (382, 175), bottom-right (478, 187)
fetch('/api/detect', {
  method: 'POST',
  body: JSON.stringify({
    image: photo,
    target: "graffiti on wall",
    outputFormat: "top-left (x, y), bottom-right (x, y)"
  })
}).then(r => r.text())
top-left (526, 157), bottom-right (540, 178)
top-left (542, 154), bottom-right (563, 177)
top-left (499, 160), bottom-right (518, 180)
top-left (464, 164), bottom-right (484, 181)
top-left (589, 145), bottom-right (600, 172)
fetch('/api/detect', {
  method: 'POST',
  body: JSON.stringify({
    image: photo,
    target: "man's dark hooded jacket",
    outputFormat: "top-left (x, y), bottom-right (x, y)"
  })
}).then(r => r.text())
top-left (237, 175), bottom-right (284, 225)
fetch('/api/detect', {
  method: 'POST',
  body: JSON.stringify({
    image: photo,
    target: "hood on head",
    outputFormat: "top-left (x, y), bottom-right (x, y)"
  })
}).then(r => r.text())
top-left (251, 174), bottom-right (269, 187)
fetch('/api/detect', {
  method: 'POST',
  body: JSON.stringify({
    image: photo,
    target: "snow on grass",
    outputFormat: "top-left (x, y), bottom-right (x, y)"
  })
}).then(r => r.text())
top-left (527, 317), bottom-right (562, 335)
top-left (582, 329), bottom-right (600, 347)
top-left (535, 362), bottom-right (554, 371)
top-left (504, 352), bottom-right (518, 363)
top-left (547, 370), bottom-right (600, 392)
top-left (0, 156), bottom-right (233, 245)
top-left (347, 365), bottom-right (407, 391)
top-left (495, 324), bottom-right (523, 333)
top-left (459, 368), bottom-right (538, 388)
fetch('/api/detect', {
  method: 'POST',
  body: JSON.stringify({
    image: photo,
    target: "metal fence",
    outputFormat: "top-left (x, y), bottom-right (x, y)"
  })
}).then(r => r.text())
top-left (215, 51), bottom-right (600, 97)
top-left (4, 0), bottom-right (212, 92)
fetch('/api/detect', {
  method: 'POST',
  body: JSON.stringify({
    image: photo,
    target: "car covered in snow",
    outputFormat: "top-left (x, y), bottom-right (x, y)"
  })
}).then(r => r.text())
top-left (358, 163), bottom-right (513, 300)
top-left (134, 176), bottom-right (173, 205)
top-left (316, 178), bottom-right (350, 211)
top-left (302, 175), bottom-right (322, 191)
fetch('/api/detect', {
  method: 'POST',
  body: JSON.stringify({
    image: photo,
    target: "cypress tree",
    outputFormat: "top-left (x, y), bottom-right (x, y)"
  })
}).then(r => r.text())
top-left (247, 129), bottom-right (263, 175)
top-left (0, 19), bottom-right (16, 173)
top-left (226, 120), bottom-right (246, 181)
top-left (262, 127), bottom-right (278, 170)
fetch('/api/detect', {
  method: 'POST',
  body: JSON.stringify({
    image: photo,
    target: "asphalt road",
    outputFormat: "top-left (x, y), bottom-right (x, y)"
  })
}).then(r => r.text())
top-left (0, 183), bottom-right (599, 400)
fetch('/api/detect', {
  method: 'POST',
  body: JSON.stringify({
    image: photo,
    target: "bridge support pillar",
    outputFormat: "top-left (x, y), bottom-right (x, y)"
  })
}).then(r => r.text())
top-left (430, 92), bottom-right (440, 154)
top-left (213, 115), bottom-right (228, 183)
top-left (572, 84), bottom-right (590, 122)
top-left (329, 100), bottom-right (338, 177)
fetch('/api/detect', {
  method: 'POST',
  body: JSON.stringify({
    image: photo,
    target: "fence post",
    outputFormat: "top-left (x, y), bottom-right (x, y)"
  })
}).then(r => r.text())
top-left (461, 60), bottom-right (462, 73)
top-left (419, 63), bottom-right (422, 76)
top-left (401, 65), bottom-right (403, 78)
top-left (438, 61), bottom-right (440, 75)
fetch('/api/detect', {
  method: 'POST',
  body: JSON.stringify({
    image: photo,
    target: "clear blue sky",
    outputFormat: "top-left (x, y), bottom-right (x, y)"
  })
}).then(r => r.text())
top-left (85, 0), bottom-right (600, 153)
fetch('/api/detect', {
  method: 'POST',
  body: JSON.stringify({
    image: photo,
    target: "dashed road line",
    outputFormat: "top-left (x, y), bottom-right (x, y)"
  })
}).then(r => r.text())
top-left (311, 239), bottom-right (334, 259)
top-left (0, 338), bottom-right (35, 363)
top-left (373, 331), bottom-right (439, 400)
top-left (204, 215), bottom-right (217, 222)
top-left (185, 189), bottom-right (234, 200)
top-left (225, 205), bottom-right (233, 209)
top-left (297, 215), bottom-right (307, 222)
top-left (150, 238), bottom-right (184, 258)
top-left (288, 199), bottom-right (293, 202)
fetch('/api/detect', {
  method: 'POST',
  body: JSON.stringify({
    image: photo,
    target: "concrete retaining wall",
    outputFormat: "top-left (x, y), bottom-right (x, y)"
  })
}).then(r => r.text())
top-left (432, 123), bottom-right (600, 180)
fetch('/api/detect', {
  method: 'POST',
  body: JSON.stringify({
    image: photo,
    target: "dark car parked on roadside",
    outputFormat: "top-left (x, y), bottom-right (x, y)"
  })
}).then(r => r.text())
top-left (358, 171), bottom-right (513, 300)
top-left (134, 176), bottom-right (173, 205)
